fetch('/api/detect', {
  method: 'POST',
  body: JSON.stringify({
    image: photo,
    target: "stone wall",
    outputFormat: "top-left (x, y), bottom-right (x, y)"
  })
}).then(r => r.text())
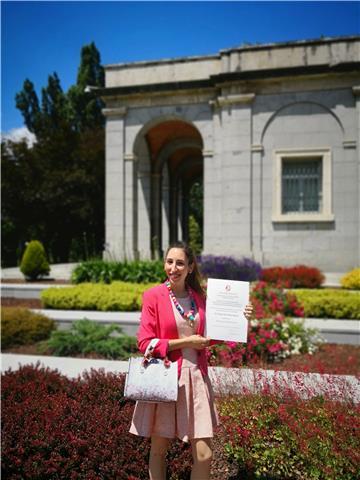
top-left (101, 36), bottom-right (360, 271)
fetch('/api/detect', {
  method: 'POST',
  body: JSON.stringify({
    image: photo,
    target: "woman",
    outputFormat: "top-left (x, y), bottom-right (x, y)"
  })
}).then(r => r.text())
top-left (130, 242), bottom-right (253, 480)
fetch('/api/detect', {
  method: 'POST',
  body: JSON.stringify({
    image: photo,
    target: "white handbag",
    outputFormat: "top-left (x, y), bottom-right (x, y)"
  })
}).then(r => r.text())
top-left (124, 339), bottom-right (178, 403)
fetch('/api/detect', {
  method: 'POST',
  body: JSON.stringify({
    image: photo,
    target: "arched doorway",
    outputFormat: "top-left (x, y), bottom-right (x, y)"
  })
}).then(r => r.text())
top-left (136, 119), bottom-right (204, 258)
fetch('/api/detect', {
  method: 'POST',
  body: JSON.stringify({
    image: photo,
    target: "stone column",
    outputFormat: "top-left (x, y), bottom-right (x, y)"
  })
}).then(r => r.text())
top-left (177, 181), bottom-right (183, 240)
top-left (251, 144), bottom-right (264, 265)
top-left (162, 163), bottom-right (170, 252)
top-left (208, 93), bottom-right (255, 257)
top-left (102, 107), bottom-right (127, 260)
top-left (124, 153), bottom-right (138, 260)
top-left (169, 177), bottom-right (177, 243)
top-left (151, 172), bottom-right (162, 258)
top-left (202, 148), bottom-right (216, 254)
top-left (136, 142), bottom-right (152, 260)
top-left (352, 86), bottom-right (360, 266)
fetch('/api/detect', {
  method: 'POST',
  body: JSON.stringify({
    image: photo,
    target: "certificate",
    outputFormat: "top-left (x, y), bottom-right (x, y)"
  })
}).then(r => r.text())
top-left (205, 278), bottom-right (249, 342)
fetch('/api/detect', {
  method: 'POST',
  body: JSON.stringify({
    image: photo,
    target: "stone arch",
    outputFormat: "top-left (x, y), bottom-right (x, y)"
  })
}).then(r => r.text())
top-left (131, 116), bottom-right (205, 258)
top-left (132, 114), bottom-right (205, 157)
top-left (260, 101), bottom-right (345, 144)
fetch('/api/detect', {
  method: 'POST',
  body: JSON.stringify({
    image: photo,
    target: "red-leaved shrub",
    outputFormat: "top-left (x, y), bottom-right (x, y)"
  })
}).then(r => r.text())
top-left (261, 265), bottom-right (325, 288)
top-left (2, 366), bottom-right (359, 479)
top-left (220, 393), bottom-right (360, 479)
top-left (1, 364), bottom-right (192, 480)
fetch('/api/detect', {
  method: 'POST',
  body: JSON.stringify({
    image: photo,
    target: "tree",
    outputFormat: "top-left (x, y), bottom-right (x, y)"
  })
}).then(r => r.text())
top-left (2, 42), bottom-right (105, 266)
top-left (15, 79), bottom-right (41, 134)
top-left (68, 42), bottom-right (104, 131)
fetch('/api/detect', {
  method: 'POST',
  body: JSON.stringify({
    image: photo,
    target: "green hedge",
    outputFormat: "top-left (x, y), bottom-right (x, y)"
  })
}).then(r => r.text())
top-left (71, 259), bottom-right (165, 284)
top-left (292, 289), bottom-right (360, 319)
top-left (1, 308), bottom-right (55, 349)
top-left (41, 281), bottom-right (156, 311)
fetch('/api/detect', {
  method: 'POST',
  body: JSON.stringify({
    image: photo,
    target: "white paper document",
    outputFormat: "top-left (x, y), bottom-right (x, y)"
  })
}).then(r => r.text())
top-left (205, 278), bottom-right (249, 342)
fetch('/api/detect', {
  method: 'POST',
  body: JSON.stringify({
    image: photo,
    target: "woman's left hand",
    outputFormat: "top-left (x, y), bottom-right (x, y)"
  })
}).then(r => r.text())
top-left (244, 302), bottom-right (254, 320)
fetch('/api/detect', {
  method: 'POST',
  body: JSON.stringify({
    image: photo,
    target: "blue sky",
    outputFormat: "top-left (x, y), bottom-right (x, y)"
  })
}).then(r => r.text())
top-left (2, 1), bottom-right (359, 134)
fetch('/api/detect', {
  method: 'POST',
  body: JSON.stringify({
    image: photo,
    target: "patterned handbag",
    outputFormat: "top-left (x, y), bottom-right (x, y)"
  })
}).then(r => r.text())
top-left (124, 339), bottom-right (178, 402)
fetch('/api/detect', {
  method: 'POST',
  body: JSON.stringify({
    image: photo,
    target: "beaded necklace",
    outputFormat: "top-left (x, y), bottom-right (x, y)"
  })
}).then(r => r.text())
top-left (166, 279), bottom-right (196, 328)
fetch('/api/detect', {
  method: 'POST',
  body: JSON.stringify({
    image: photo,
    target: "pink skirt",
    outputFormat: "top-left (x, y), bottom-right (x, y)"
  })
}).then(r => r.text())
top-left (129, 365), bottom-right (219, 442)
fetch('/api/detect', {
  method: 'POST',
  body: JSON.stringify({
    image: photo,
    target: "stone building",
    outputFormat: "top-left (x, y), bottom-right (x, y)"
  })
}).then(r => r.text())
top-left (99, 35), bottom-right (360, 272)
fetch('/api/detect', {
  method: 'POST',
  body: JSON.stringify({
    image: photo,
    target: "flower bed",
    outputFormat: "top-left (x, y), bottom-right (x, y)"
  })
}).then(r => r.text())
top-left (208, 315), bottom-right (320, 367)
top-left (199, 255), bottom-right (262, 281)
top-left (261, 265), bottom-right (325, 288)
top-left (2, 366), bottom-right (359, 480)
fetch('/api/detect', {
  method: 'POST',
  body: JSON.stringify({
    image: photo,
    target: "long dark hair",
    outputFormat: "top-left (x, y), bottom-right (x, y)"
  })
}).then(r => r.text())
top-left (164, 242), bottom-right (204, 297)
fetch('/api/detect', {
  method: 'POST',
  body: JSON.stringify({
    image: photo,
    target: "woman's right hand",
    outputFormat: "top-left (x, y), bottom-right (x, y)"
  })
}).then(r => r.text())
top-left (186, 334), bottom-right (211, 350)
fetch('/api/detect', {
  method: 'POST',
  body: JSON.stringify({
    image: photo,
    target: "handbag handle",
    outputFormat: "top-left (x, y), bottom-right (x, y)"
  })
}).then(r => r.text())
top-left (142, 338), bottom-right (171, 368)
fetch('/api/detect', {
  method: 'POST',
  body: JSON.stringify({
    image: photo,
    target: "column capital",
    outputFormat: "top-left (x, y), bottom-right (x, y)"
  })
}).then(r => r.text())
top-left (251, 144), bottom-right (264, 153)
top-left (202, 149), bottom-right (214, 158)
top-left (352, 86), bottom-right (360, 97)
top-left (102, 107), bottom-right (127, 118)
top-left (343, 140), bottom-right (357, 149)
top-left (124, 153), bottom-right (138, 162)
top-left (212, 93), bottom-right (255, 109)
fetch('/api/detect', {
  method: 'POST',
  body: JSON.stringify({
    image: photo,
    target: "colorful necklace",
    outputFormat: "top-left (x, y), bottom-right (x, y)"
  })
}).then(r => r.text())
top-left (166, 280), bottom-right (196, 328)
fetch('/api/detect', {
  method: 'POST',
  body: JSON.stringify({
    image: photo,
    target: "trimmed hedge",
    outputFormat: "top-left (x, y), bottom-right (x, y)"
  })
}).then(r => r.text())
top-left (293, 289), bottom-right (360, 319)
top-left (341, 268), bottom-right (360, 290)
top-left (20, 240), bottom-right (50, 280)
top-left (1, 307), bottom-right (55, 349)
top-left (71, 259), bottom-right (165, 284)
top-left (41, 281), bottom-right (156, 311)
top-left (261, 265), bottom-right (325, 288)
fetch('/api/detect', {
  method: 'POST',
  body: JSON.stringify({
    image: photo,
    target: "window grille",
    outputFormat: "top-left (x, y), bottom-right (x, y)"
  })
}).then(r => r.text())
top-left (282, 158), bottom-right (322, 213)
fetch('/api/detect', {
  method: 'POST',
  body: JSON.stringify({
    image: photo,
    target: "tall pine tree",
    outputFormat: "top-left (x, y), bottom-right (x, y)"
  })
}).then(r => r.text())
top-left (2, 43), bottom-right (105, 266)
top-left (68, 42), bottom-right (105, 131)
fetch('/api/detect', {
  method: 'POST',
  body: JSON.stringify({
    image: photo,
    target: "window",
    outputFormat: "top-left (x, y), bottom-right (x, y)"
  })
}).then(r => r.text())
top-left (272, 148), bottom-right (334, 222)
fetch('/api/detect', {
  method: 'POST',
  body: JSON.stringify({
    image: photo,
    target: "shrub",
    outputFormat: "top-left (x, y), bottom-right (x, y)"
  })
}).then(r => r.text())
top-left (250, 281), bottom-right (304, 318)
top-left (20, 240), bottom-right (50, 280)
top-left (1, 366), bottom-right (192, 480)
top-left (220, 394), bottom-right (360, 480)
top-left (47, 319), bottom-right (138, 359)
top-left (261, 264), bottom-right (325, 288)
top-left (293, 289), bottom-right (360, 319)
top-left (188, 214), bottom-right (202, 255)
top-left (2, 366), bottom-right (359, 480)
top-left (341, 267), bottom-right (360, 290)
top-left (199, 255), bottom-right (262, 282)
top-left (208, 282), bottom-right (319, 367)
top-left (71, 259), bottom-right (165, 284)
top-left (1, 307), bottom-right (55, 349)
top-left (41, 281), bottom-right (155, 311)
top-left (208, 315), bottom-right (320, 367)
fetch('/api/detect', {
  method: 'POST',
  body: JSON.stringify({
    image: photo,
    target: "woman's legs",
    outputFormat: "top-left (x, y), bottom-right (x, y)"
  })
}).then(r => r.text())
top-left (190, 438), bottom-right (213, 480)
top-left (149, 435), bottom-right (170, 480)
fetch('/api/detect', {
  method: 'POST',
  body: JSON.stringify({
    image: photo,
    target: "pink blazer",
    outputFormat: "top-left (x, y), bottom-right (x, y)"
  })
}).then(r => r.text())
top-left (137, 282), bottom-right (209, 377)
